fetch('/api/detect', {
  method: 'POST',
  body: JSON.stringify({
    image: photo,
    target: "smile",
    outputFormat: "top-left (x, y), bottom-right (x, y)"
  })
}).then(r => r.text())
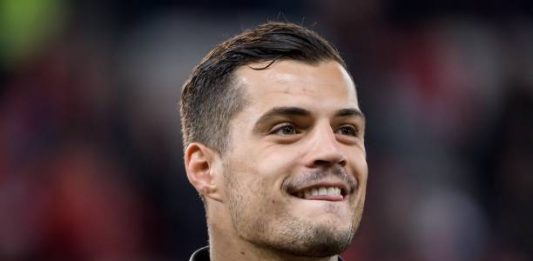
top-left (292, 185), bottom-right (346, 201)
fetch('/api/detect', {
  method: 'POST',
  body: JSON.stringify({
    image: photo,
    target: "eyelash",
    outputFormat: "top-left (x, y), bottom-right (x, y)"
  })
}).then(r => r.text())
top-left (270, 123), bottom-right (300, 136)
top-left (269, 123), bottom-right (359, 138)
top-left (336, 125), bottom-right (359, 137)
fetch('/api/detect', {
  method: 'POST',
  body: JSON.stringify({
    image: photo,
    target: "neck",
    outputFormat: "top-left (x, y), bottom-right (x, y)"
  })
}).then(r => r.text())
top-left (206, 202), bottom-right (339, 261)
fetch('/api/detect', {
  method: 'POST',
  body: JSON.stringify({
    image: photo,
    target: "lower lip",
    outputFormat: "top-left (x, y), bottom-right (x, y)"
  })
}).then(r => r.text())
top-left (295, 194), bottom-right (344, 201)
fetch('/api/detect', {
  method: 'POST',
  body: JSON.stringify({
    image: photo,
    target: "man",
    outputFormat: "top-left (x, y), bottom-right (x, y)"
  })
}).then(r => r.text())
top-left (180, 22), bottom-right (367, 261)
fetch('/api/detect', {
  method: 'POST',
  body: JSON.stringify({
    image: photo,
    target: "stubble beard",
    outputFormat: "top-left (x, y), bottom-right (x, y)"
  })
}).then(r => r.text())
top-left (267, 213), bottom-right (358, 257)
top-left (224, 162), bottom-right (361, 258)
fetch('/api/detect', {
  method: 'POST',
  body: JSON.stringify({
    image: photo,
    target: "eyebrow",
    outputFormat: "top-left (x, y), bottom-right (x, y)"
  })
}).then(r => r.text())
top-left (255, 107), bottom-right (311, 124)
top-left (335, 108), bottom-right (366, 120)
top-left (254, 106), bottom-right (365, 129)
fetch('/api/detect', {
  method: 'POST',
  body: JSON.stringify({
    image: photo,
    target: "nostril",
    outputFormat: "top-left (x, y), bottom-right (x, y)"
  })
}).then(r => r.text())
top-left (338, 159), bottom-right (347, 167)
top-left (313, 158), bottom-right (346, 168)
top-left (313, 159), bottom-right (331, 167)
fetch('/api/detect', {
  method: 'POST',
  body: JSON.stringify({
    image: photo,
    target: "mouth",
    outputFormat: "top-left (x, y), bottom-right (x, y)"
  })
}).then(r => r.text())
top-left (289, 184), bottom-right (348, 202)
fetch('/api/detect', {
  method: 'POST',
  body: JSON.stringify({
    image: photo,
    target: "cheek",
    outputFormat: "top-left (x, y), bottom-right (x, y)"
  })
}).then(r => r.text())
top-left (254, 145), bottom-right (304, 174)
top-left (226, 171), bottom-right (285, 230)
top-left (348, 148), bottom-right (368, 178)
top-left (357, 158), bottom-right (368, 181)
top-left (225, 147), bottom-right (298, 208)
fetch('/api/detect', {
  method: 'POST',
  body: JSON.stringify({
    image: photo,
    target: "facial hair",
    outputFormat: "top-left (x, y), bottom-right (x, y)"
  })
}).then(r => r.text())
top-left (223, 161), bottom-right (361, 257)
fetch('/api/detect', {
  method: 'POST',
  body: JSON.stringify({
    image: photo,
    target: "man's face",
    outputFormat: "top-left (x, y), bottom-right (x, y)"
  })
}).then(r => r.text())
top-left (221, 60), bottom-right (367, 257)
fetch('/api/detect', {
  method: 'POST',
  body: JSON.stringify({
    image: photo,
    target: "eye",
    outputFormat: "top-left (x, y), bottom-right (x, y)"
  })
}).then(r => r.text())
top-left (270, 123), bottom-right (299, 136)
top-left (336, 125), bottom-right (359, 137)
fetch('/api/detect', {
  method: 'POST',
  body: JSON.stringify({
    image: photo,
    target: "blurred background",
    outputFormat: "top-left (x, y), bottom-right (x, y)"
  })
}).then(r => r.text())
top-left (1, 0), bottom-right (532, 260)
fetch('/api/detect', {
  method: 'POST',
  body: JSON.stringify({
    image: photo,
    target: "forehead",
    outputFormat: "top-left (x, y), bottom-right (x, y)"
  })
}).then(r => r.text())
top-left (234, 60), bottom-right (359, 113)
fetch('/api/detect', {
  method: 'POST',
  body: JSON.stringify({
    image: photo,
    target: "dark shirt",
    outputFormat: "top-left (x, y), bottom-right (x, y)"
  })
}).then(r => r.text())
top-left (189, 246), bottom-right (344, 261)
top-left (189, 246), bottom-right (210, 261)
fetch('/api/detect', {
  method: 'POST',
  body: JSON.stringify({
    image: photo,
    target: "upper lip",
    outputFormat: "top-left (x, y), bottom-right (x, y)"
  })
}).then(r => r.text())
top-left (287, 179), bottom-right (353, 198)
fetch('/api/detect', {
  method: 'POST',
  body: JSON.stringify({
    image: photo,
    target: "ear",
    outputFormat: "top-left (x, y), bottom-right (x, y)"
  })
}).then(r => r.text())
top-left (184, 143), bottom-right (224, 202)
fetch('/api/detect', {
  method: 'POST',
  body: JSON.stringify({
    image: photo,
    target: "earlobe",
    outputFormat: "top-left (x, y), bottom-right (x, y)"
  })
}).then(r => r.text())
top-left (184, 143), bottom-right (224, 202)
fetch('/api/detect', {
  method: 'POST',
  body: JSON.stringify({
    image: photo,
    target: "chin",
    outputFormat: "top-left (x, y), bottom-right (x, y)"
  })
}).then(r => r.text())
top-left (262, 219), bottom-right (356, 258)
top-left (285, 225), bottom-right (354, 257)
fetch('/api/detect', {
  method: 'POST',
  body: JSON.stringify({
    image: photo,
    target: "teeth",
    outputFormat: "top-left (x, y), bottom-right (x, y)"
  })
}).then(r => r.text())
top-left (299, 186), bottom-right (342, 198)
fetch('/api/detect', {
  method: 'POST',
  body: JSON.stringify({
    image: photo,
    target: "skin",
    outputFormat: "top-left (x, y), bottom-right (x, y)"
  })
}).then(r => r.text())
top-left (185, 60), bottom-right (367, 261)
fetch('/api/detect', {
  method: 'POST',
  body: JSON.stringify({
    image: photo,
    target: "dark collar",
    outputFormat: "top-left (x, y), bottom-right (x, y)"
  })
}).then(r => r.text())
top-left (189, 246), bottom-right (344, 261)
top-left (189, 246), bottom-right (210, 261)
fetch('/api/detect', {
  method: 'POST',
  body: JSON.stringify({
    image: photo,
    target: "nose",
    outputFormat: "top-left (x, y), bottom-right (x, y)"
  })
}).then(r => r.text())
top-left (304, 124), bottom-right (347, 168)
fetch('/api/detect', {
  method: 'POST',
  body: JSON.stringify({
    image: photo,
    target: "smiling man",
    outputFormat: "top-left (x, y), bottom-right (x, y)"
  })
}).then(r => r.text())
top-left (180, 22), bottom-right (367, 261)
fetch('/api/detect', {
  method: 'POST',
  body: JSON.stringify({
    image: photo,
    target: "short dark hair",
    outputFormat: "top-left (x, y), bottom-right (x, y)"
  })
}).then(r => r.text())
top-left (180, 22), bottom-right (346, 153)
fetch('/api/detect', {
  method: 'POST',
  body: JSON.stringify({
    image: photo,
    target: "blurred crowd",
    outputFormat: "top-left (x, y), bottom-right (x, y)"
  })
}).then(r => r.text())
top-left (1, 0), bottom-right (531, 260)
